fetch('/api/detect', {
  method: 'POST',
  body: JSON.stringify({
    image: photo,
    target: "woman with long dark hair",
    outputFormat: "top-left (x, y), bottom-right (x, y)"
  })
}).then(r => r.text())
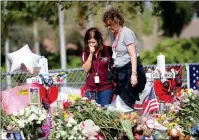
top-left (82, 27), bottom-right (114, 106)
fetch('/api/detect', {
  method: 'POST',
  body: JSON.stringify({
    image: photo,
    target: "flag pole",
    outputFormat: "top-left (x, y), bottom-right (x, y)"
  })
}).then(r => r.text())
top-left (186, 63), bottom-right (190, 89)
top-left (58, 1), bottom-right (66, 70)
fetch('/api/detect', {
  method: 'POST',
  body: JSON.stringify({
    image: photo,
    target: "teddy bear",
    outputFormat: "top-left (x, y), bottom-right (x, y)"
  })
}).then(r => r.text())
top-left (142, 126), bottom-right (156, 140)
top-left (80, 119), bottom-right (103, 140)
top-left (132, 117), bottom-right (156, 140)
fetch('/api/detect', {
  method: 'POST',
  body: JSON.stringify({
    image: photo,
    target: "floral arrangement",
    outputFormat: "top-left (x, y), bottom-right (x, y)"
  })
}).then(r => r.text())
top-left (1, 105), bottom-right (47, 139)
top-left (50, 94), bottom-right (123, 140)
top-left (2, 88), bottom-right (199, 140)
top-left (50, 108), bottom-right (85, 139)
top-left (153, 89), bottom-right (199, 138)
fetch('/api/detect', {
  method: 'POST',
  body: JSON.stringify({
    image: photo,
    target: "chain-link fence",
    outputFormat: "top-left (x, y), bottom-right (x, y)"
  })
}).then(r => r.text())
top-left (1, 63), bottom-right (198, 94)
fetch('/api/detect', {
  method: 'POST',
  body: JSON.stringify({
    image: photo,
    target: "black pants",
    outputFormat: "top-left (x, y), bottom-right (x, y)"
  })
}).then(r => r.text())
top-left (114, 57), bottom-right (146, 108)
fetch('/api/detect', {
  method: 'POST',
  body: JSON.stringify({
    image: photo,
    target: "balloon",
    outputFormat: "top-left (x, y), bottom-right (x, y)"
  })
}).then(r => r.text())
top-left (39, 85), bottom-right (58, 104)
top-left (7, 44), bottom-right (41, 73)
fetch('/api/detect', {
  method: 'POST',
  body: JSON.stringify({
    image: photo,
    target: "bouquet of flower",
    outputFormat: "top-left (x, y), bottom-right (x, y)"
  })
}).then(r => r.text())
top-left (175, 90), bottom-right (199, 135)
top-left (154, 89), bottom-right (199, 138)
top-left (6, 105), bottom-right (47, 139)
top-left (50, 94), bottom-right (123, 140)
top-left (50, 109), bottom-right (85, 139)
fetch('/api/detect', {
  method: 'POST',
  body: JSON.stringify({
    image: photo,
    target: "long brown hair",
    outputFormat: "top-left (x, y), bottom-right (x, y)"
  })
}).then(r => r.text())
top-left (84, 27), bottom-right (104, 53)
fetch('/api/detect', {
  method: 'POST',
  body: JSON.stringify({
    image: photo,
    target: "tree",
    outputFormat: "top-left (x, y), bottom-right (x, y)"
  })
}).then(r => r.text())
top-left (154, 1), bottom-right (196, 37)
top-left (141, 37), bottom-right (199, 65)
top-left (1, 1), bottom-right (74, 44)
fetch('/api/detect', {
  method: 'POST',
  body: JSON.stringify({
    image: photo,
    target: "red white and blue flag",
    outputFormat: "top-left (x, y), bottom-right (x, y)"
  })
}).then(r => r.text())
top-left (134, 85), bottom-right (159, 115)
top-left (188, 64), bottom-right (199, 90)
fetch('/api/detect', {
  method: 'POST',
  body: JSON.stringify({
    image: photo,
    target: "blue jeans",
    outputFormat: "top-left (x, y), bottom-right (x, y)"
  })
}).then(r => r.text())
top-left (85, 90), bottom-right (113, 106)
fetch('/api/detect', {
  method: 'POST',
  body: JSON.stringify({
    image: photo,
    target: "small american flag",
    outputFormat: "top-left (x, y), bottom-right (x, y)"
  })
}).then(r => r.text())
top-left (134, 86), bottom-right (159, 115)
top-left (189, 64), bottom-right (199, 90)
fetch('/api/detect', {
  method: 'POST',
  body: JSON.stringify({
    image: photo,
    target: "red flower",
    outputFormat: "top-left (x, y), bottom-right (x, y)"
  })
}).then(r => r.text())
top-left (63, 101), bottom-right (70, 109)
top-left (86, 98), bottom-right (92, 102)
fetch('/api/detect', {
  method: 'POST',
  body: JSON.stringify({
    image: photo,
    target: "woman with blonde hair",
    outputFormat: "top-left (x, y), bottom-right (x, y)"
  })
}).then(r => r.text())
top-left (102, 8), bottom-right (146, 108)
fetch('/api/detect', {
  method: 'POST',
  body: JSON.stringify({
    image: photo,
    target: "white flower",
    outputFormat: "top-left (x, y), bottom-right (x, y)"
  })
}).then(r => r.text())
top-left (28, 114), bottom-right (37, 122)
top-left (78, 135), bottom-right (85, 139)
top-left (66, 123), bottom-right (72, 127)
top-left (82, 97), bottom-right (88, 100)
top-left (61, 131), bottom-right (67, 136)
top-left (13, 111), bottom-right (18, 116)
top-left (38, 114), bottom-right (46, 121)
top-left (91, 99), bottom-right (96, 104)
top-left (68, 118), bottom-right (77, 125)
top-left (55, 133), bottom-right (61, 138)
top-left (73, 126), bottom-right (78, 131)
top-left (1, 130), bottom-right (8, 139)
top-left (18, 120), bottom-right (25, 128)
top-left (68, 135), bottom-right (74, 139)
top-left (25, 112), bottom-right (31, 118)
top-left (36, 120), bottom-right (41, 124)
top-left (19, 109), bottom-right (25, 116)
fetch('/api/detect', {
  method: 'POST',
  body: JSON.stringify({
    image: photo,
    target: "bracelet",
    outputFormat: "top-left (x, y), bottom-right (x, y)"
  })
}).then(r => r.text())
top-left (132, 72), bottom-right (137, 76)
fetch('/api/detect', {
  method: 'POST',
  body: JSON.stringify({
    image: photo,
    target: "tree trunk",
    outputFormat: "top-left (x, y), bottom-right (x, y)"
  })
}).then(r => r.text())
top-left (58, 2), bottom-right (66, 70)
top-left (153, 17), bottom-right (158, 37)
top-left (33, 21), bottom-right (40, 55)
top-left (5, 38), bottom-right (11, 88)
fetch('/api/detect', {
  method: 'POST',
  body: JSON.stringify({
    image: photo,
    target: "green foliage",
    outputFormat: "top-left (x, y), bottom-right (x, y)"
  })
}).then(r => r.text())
top-left (68, 55), bottom-right (82, 68)
top-left (1, 1), bottom-right (73, 41)
top-left (154, 1), bottom-right (196, 37)
top-left (67, 99), bottom-right (123, 140)
top-left (141, 37), bottom-right (199, 65)
top-left (75, 1), bottom-right (144, 26)
top-left (45, 53), bottom-right (61, 69)
top-left (141, 9), bottom-right (154, 35)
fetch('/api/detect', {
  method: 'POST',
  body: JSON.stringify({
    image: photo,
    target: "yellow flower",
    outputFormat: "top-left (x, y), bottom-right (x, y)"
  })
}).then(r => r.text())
top-left (68, 94), bottom-right (81, 101)
top-left (121, 113), bottom-right (129, 120)
top-left (186, 89), bottom-right (192, 96)
top-left (64, 112), bottom-right (69, 119)
top-left (156, 118), bottom-right (160, 122)
top-left (161, 114), bottom-right (166, 120)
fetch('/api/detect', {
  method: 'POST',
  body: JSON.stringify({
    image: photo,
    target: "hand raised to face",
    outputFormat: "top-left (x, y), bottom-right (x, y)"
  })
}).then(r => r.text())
top-left (89, 46), bottom-right (95, 54)
top-left (88, 38), bottom-right (98, 54)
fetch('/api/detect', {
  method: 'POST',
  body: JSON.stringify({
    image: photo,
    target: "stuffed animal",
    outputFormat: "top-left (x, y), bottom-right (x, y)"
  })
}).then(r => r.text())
top-left (80, 119), bottom-right (103, 140)
top-left (132, 118), bottom-right (144, 140)
top-left (142, 126), bottom-right (156, 140)
top-left (132, 117), bottom-right (156, 140)
top-left (168, 128), bottom-right (191, 140)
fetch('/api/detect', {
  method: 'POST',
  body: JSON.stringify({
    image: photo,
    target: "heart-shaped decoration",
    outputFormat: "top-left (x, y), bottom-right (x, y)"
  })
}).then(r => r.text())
top-left (39, 85), bottom-right (58, 104)
top-left (154, 80), bottom-right (174, 103)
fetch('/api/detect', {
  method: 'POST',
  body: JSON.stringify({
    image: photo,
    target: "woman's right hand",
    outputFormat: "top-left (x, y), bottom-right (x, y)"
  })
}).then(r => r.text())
top-left (89, 46), bottom-right (95, 54)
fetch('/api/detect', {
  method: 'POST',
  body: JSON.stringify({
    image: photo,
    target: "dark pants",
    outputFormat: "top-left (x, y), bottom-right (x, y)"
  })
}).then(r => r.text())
top-left (85, 90), bottom-right (113, 106)
top-left (114, 57), bottom-right (146, 108)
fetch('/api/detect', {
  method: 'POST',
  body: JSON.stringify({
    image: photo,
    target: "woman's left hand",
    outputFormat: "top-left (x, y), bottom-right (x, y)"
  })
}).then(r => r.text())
top-left (131, 74), bottom-right (138, 87)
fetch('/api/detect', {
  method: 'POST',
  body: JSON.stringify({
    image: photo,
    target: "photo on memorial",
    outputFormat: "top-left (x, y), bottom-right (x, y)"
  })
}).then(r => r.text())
top-left (29, 87), bottom-right (40, 104)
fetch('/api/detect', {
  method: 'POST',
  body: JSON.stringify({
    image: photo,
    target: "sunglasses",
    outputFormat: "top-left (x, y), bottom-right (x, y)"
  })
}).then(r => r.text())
top-left (104, 23), bottom-right (112, 27)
